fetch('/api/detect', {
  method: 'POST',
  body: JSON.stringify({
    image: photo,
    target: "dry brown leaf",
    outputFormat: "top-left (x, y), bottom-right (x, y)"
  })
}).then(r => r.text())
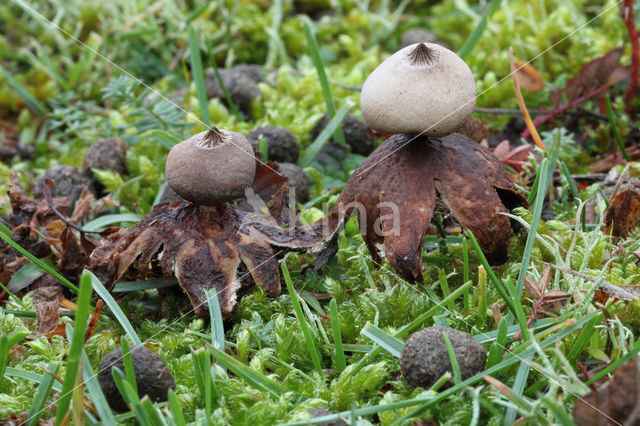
top-left (595, 284), bottom-right (640, 304)
top-left (524, 264), bottom-right (552, 300)
top-left (84, 299), bottom-right (103, 342)
top-left (548, 87), bottom-right (564, 109)
top-left (545, 262), bottom-right (640, 304)
top-left (460, 118), bottom-right (489, 143)
top-left (71, 187), bottom-right (95, 223)
top-left (26, 286), bottom-right (62, 340)
top-left (573, 358), bottom-right (640, 425)
top-left (541, 289), bottom-right (571, 311)
top-left (514, 60), bottom-right (545, 92)
top-left (0, 175), bottom-right (92, 289)
top-left (604, 189), bottom-right (640, 238)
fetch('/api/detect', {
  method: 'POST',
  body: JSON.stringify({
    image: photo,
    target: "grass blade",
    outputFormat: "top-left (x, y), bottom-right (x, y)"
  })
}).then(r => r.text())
top-left (463, 237), bottom-right (470, 309)
top-left (205, 289), bottom-right (225, 352)
top-left (467, 231), bottom-right (529, 340)
top-left (209, 346), bottom-right (289, 398)
top-left (559, 160), bottom-right (579, 199)
top-left (438, 269), bottom-right (455, 312)
top-left (442, 332), bottom-right (461, 385)
top-left (86, 270), bottom-right (142, 345)
top-left (205, 39), bottom-right (243, 121)
top-left (9, 261), bottom-right (51, 293)
top-left (83, 214), bottom-right (142, 232)
top-left (188, 26), bottom-right (211, 127)
top-left (0, 221), bottom-right (12, 237)
top-left (458, 0), bottom-right (502, 60)
top-left (112, 278), bottom-right (177, 292)
top-left (5, 367), bottom-right (63, 392)
top-left (281, 259), bottom-right (322, 373)
top-left (27, 362), bottom-right (60, 426)
top-left (517, 132), bottom-right (561, 297)
top-left (299, 104), bottom-right (350, 168)
top-left (168, 389), bottom-right (187, 426)
top-left (302, 17), bottom-right (346, 146)
top-left (112, 367), bottom-right (152, 425)
top-left (121, 338), bottom-right (139, 399)
top-left (0, 336), bottom-right (8, 389)
top-left (477, 265), bottom-right (487, 328)
top-left (361, 323), bottom-right (404, 358)
top-left (504, 355), bottom-right (532, 425)
top-left (190, 348), bottom-right (216, 418)
top-left (82, 350), bottom-right (117, 424)
top-left (486, 317), bottom-right (508, 368)
top-left (0, 65), bottom-right (47, 118)
top-left (54, 270), bottom-right (93, 425)
top-left (0, 232), bottom-right (79, 293)
top-left (605, 94), bottom-right (630, 161)
top-left (329, 299), bottom-right (346, 373)
top-left (567, 313), bottom-right (602, 362)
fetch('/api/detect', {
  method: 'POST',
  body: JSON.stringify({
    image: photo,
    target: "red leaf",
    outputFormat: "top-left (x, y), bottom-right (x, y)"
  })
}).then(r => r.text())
top-left (565, 47), bottom-right (624, 102)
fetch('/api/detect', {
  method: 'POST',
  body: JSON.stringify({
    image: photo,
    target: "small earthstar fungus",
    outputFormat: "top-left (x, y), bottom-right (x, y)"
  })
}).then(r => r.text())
top-left (90, 127), bottom-right (316, 318)
top-left (283, 43), bottom-right (528, 282)
top-left (98, 345), bottom-right (175, 412)
top-left (400, 326), bottom-right (487, 389)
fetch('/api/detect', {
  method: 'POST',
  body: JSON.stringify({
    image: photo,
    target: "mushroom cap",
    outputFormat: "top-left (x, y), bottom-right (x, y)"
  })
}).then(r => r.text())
top-left (166, 128), bottom-right (256, 205)
top-left (360, 43), bottom-right (476, 137)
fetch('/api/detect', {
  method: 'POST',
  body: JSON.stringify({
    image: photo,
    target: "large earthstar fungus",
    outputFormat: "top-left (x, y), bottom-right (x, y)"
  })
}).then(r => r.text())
top-left (89, 128), bottom-right (310, 318)
top-left (267, 43), bottom-right (528, 282)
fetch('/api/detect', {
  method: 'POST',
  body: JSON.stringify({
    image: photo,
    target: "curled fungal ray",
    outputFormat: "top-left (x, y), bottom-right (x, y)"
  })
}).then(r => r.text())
top-left (272, 133), bottom-right (528, 282)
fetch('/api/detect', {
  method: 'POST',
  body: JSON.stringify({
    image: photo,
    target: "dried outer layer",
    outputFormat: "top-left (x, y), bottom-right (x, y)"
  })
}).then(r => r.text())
top-left (336, 133), bottom-right (526, 281)
top-left (246, 133), bottom-right (527, 283)
top-left (90, 202), bottom-right (281, 318)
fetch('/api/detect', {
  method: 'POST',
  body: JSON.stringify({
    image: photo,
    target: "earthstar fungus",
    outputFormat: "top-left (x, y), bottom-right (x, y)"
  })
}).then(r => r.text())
top-left (165, 127), bottom-right (255, 206)
top-left (90, 127), bottom-right (300, 318)
top-left (290, 43), bottom-right (527, 281)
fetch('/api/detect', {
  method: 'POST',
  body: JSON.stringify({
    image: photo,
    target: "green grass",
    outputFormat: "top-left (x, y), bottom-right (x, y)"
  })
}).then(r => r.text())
top-left (54, 271), bottom-right (93, 425)
top-left (0, 0), bottom-right (636, 423)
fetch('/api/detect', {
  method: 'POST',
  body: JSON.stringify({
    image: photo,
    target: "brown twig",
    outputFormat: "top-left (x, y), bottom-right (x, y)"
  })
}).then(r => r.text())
top-left (577, 361), bottom-right (598, 391)
top-left (42, 179), bottom-right (100, 237)
top-left (509, 47), bottom-right (545, 150)
top-left (474, 107), bottom-right (640, 130)
top-left (521, 85), bottom-right (610, 139)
